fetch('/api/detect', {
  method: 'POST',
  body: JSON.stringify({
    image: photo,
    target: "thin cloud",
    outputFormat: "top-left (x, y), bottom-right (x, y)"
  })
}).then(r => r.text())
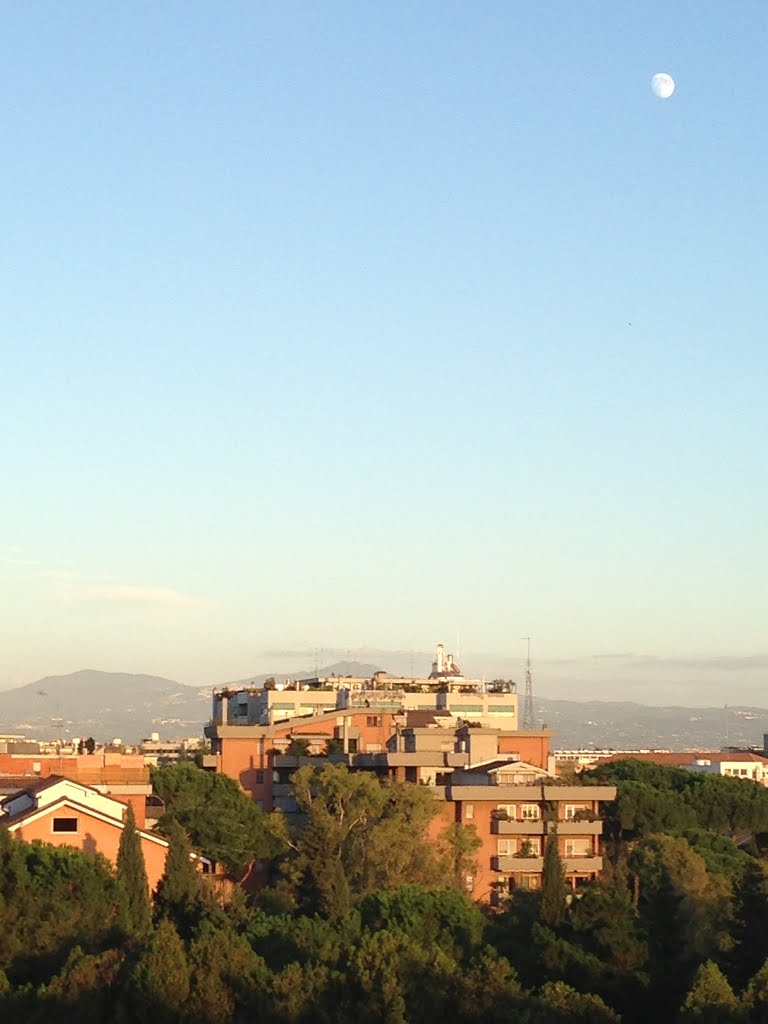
top-left (63, 584), bottom-right (201, 608)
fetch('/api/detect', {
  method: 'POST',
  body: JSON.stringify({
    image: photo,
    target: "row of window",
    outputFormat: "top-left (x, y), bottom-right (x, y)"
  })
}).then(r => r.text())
top-left (497, 837), bottom-right (594, 857)
top-left (466, 803), bottom-right (591, 821)
top-left (497, 837), bottom-right (540, 856)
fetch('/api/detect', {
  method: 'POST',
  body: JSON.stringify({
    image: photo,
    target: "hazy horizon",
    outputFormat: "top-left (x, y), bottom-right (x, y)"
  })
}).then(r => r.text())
top-left (2, 646), bottom-right (767, 711)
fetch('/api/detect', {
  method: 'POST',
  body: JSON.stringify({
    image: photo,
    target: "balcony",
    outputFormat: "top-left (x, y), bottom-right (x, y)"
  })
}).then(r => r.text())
top-left (492, 819), bottom-right (545, 835)
top-left (492, 855), bottom-right (545, 873)
top-left (563, 856), bottom-right (603, 873)
top-left (547, 819), bottom-right (602, 835)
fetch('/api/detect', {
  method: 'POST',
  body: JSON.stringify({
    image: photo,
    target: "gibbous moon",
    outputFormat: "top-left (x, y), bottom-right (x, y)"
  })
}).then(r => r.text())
top-left (651, 72), bottom-right (675, 99)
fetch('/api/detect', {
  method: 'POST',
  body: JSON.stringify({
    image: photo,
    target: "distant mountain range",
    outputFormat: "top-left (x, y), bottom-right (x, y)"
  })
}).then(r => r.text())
top-left (1, 664), bottom-right (767, 752)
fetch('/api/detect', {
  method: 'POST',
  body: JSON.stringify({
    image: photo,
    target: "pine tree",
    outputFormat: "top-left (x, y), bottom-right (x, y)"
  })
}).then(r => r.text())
top-left (117, 803), bottom-right (151, 937)
top-left (743, 958), bottom-right (768, 1023)
top-left (154, 819), bottom-right (201, 936)
top-left (540, 828), bottom-right (568, 928)
top-left (678, 960), bottom-right (740, 1023)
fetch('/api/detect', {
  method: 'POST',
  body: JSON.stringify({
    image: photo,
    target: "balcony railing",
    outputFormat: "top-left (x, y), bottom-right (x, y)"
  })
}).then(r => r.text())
top-left (563, 856), bottom-right (603, 872)
top-left (493, 854), bottom-right (603, 874)
top-left (492, 819), bottom-right (545, 835)
top-left (492, 855), bottom-right (545, 873)
top-left (547, 819), bottom-right (602, 835)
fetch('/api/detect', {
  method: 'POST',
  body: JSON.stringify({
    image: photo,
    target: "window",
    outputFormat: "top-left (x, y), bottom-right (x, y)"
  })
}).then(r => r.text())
top-left (565, 838), bottom-right (592, 857)
top-left (519, 874), bottom-right (541, 891)
top-left (52, 817), bottom-right (78, 833)
top-left (254, 771), bottom-right (264, 785)
top-left (347, 739), bottom-right (358, 753)
top-left (520, 804), bottom-right (540, 820)
top-left (497, 839), bottom-right (516, 856)
top-left (465, 804), bottom-right (474, 820)
top-left (496, 803), bottom-right (515, 819)
top-left (405, 767), bottom-right (418, 783)
top-left (564, 804), bottom-right (577, 820)
top-left (366, 715), bottom-right (383, 727)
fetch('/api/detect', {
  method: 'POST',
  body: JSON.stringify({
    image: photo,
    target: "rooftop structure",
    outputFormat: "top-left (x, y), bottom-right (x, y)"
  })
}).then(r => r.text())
top-left (211, 644), bottom-right (518, 729)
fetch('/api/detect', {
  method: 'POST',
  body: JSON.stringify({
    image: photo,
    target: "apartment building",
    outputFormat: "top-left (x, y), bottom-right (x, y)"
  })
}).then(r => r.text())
top-left (213, 645), bottom-right (519, 730)
top-left (206, 679), bottom-right (613, 902)
top-left (439, 765), bottom-right (616, 901)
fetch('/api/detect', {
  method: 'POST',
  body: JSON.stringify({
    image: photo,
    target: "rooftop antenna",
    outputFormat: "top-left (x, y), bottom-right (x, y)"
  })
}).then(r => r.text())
top-left (521, 636), bottom-right (535, 730)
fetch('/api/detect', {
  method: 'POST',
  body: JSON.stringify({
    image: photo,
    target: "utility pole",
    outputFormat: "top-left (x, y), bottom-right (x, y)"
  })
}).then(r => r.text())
top-left (522, 636), bottom-right (535, 730)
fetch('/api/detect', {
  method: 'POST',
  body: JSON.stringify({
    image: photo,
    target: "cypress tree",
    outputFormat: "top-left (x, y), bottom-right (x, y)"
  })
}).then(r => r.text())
top-left (126, 919), bottom-right (190, 1024)
top-left (117, 803), bottom-right (151, 937)
top-left (154, 819), bottom-right (201, 935)
top-left (540, 828), bottom-right (568, 928)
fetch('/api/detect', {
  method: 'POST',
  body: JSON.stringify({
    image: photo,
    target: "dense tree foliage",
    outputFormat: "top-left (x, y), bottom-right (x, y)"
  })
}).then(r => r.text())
top-left (3, 759), bottom-right (768, 1021)
top-left (279, 763), bottom-right (449, 913)
top-left (152, 761), bottom-right (285, 874)
top-left (585, 758), bottom-right (768, 841)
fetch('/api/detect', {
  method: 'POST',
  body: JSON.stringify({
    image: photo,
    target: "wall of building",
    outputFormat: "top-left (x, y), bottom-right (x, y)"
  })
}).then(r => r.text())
top-left (0, 753), bottom-right (151, 826)
top-left (11, 807), bottom-right (168, 890)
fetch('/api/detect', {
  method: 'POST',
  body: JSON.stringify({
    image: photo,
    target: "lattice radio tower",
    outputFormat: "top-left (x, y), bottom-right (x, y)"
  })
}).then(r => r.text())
top-left (521, 636), bottom-right (535, 730)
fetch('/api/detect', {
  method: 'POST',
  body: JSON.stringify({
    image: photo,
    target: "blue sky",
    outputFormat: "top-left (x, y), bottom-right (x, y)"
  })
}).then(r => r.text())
top-left (1, 2), bottom-right (766, 698)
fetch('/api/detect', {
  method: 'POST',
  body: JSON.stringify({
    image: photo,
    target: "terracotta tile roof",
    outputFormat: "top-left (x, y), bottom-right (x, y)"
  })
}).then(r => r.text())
top-left (0, 774), bottom-right (67, 804)
top-left (0, 775), bottom-right (43, 794)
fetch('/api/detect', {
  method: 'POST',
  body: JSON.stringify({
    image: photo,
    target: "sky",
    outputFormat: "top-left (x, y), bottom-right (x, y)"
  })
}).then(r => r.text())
top-left (1, 2), bottom-right (766, 701)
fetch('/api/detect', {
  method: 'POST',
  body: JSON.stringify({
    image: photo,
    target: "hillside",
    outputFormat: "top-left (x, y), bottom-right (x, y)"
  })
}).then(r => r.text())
top-left (0, 670), bottom-right (210, 744)
top-left (1, 666), bottom-right (767, 751)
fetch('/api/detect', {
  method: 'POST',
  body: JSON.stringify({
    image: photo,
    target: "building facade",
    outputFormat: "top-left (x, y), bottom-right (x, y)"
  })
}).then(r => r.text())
top-left (205, 652), bottom-right (615, 903)
top-left (0, 775), bottom-right (169, 889)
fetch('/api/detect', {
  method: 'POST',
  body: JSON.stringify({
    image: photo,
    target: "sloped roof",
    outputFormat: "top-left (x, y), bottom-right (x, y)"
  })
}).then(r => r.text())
top-left (3, 794), bottom-right (169, 847)
top-left (0, 775), bottom-right (45, 795)
top-left (0, 774), bottom-right (68, 805)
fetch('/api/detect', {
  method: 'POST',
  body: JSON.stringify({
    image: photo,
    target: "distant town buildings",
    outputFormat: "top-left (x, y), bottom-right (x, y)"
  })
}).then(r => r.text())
top-left (553, 747), bottom-right (768, 785)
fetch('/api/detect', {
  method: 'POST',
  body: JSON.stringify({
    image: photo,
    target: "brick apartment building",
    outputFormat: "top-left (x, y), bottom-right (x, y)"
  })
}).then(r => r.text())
top-left (205, 648), bottom-right (615, 902)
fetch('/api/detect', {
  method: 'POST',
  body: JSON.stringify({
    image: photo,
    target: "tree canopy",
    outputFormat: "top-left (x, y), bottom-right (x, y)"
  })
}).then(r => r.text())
top-left (152, 761), bottom-right (285, 874)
